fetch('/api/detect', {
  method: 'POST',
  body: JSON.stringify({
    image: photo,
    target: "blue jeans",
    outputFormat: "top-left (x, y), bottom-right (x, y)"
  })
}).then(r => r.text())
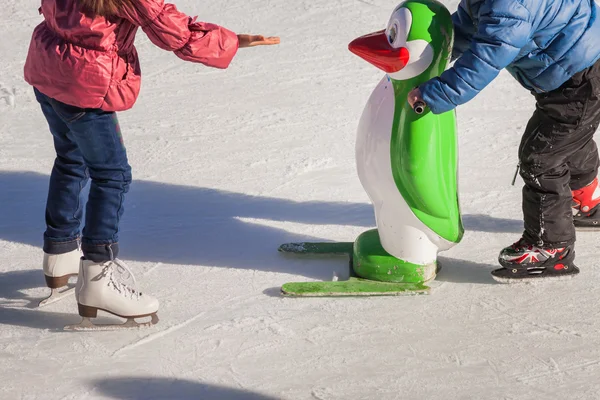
top-left (35, 89), bottom-right (131, 262)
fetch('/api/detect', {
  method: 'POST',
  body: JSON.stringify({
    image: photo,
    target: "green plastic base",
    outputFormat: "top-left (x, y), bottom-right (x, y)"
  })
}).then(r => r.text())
top-left (278, 229), bottom-right (437, 297)
top-left (352, 229), bottom-right (436, 283)
top-left (281, 277), bottom-right (431, 297)
top-left (278, 242), bottom-right (353, 255)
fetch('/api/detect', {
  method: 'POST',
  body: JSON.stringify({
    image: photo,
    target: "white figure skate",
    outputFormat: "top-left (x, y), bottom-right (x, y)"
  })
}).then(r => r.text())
top-left (39, 248), bottom-right (81, 307)
top-left (64, 259), bottom-right (159, 331)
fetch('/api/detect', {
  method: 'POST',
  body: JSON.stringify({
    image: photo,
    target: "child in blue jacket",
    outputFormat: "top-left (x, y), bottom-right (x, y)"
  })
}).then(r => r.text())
top-left (408, 0), bottom-right (600, 282)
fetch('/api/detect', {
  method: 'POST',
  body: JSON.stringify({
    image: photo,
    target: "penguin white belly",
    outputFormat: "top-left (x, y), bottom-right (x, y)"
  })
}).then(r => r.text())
top-left (355, 75), bottom-right (443, 265)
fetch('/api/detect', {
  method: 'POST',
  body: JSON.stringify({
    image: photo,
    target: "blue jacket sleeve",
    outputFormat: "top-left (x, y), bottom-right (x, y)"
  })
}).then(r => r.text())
top-left (420, 1), bottom-right (533, 114)
top-left (451, 2), bottom-right (476, 61)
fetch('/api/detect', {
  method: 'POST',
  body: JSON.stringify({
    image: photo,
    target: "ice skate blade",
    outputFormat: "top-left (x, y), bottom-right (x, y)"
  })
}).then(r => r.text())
top-left (38, 287), bottom-right (75, 308)
top-left (491, 272), bottom-right (578, 284)
top-left (64, 313), bottom-right (159, 331)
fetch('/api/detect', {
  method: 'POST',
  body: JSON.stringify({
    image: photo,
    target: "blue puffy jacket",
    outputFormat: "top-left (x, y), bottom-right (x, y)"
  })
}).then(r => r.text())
top-left (420, 0), bottom-right (600, 114)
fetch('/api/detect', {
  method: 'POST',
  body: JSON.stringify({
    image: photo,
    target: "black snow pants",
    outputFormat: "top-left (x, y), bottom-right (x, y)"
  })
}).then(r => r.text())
top-left (519, 59), bottom-right (600, 248)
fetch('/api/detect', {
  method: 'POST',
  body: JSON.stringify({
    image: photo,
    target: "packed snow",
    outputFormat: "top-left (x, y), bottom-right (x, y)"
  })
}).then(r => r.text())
top-left (2, 0), bottom-right (600, 399)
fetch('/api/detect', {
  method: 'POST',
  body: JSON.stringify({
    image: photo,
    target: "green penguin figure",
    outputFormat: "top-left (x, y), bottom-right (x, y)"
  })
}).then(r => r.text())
top-left (279, 0), bottom-right (463, 296)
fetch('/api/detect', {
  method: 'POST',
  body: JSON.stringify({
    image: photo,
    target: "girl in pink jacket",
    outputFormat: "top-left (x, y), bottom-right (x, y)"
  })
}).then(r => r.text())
top-left (24, 0), bottom-right (279, 329)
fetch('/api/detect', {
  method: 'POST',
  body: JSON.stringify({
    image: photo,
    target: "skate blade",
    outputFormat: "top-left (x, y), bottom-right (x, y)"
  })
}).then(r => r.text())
top-left (64, 313), bottom-right (159, 331)
top-left (38, 287), bottom-right (75, 308)
top-left (491, 273), bottom-right (578, 284)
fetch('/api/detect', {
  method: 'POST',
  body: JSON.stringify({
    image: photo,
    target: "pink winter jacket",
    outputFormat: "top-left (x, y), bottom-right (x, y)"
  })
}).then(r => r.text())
top-left (24, 0), bottom-right (239, 111)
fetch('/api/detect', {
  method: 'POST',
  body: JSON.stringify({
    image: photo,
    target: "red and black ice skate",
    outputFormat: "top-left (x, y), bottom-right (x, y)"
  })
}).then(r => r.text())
top-left (573, 177), bottom-right (600, 230)
top-left (492, 238), bottom-right (579, 283)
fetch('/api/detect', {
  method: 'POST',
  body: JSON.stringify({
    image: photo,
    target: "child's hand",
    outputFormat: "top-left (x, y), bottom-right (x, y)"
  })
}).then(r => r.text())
top-left (407, 87), bottom-right (428, 114)
top-left (237, 34), bottom-right (280, 48)
top-left (407, 88), bottom-right (424, 109)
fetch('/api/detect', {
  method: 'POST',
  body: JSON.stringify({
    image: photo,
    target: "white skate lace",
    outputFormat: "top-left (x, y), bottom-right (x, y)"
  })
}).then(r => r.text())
top-left (102, 259), bottom-right (142, 300)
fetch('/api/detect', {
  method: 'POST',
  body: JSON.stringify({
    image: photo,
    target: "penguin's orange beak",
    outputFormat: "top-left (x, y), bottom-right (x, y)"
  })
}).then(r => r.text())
top-left (349, 30), bottom-right (409, 73)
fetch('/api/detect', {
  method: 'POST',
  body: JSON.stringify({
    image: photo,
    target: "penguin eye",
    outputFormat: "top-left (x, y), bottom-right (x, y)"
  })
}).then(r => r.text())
top-left (387, 24), bottom-right (397, 45)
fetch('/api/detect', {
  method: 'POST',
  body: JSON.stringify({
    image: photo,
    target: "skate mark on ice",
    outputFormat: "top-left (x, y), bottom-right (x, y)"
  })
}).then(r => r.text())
top-left (480, 299), bottom-right (583, 338)
top-left (451, 352), bottom-right (462, 367)
top-left (144, 262), bottom-right (163, 276)
top-left (487, 359), bottom-right (502, 387)
top-left (312, 387), bottom-right (336, 400)
top-left (356, 0), bottom-right (379, 7)
top-left (204, 315), bottom-right (296, 339)
top-left (549, 357), bottom-right (561, 372)
top-left (516, 359), bottom-right (600, 383)
top-left (0, 83), bottom-right (16, 107)
top-left (112, 312), bottom-right (206, 357)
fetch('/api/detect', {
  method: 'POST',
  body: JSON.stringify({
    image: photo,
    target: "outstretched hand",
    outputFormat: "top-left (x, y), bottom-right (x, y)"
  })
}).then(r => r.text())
top-left (237, 34), bottom-right (281, 48)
